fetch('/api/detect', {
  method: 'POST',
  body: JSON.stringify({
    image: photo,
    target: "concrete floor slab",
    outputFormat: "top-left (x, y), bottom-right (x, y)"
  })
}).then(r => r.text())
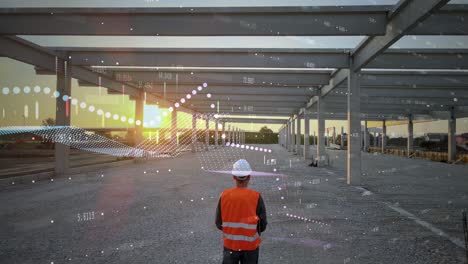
top-left (0, 145), bottom-right (467, 263)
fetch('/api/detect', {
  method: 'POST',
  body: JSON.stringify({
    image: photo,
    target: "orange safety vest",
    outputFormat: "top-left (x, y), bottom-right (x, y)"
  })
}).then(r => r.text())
top-left (220, 187), bottom-right (262, 251)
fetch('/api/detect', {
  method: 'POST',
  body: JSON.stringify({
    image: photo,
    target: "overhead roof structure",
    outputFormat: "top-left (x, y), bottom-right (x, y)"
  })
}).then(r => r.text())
top-left (1, 0), bottom-right (468, 183)
top-left (0, 0), bottom-right (466, 120)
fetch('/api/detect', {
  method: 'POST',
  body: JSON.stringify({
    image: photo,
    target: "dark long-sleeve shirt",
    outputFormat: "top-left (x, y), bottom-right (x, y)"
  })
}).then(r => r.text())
top-left (216, 194), bottom-right (267, 234)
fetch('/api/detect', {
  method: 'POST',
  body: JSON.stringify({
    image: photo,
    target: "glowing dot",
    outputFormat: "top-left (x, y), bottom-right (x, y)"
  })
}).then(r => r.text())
top-left (97, 109), bottom-right (103, 115)
top-left (180, 98), bottom-right (185, 103)
top-left (236, 144), bottom-right (240, 147)
top-left (53, 91), bottom-right (60, 98)
top-left (113, 114), bottom-right (119, 120)
top-left (197, 86), bottom-right (202, 91)
top-left (260, 148), bottom-right (263, 151)
top-left (186, 94), bottom-right (191, 99)
top-left (276, 177), bottom-right (279, 181)
top-left (44, 87), bottom-right (51, 94)
top-left (255, 147), bottom-right (259, 150)
top-left (169, 107), bottom-right (174, 112)
top-left (13, 87), bottom-right (20, 94)
top-left (214, 114), bottom-right (219, 118)
top-left (80, 102), bottom-right (86, 108)
top-left (68, 177), bottom-right (71, 180)
top-left (23, 86), bottom-right (31, 94)
top-left (207, 93), bottom-right (212, 98)
top-left (121, 116), bottom-right (127, 122)
top-left (50, 220), bottom-right (54, 223)
top-left (101, 212), bottom-right (104, 216)
top-left (210, 104), bottom-right (215, 108)
top-left (241, 145), bottom-right (245, 148)
top-left (62, 95), bottom-right (69, 101)
top-left (192, 90), bottom-right (197, 95)
top-left (105, 112), bottom-right (111, 118)
top-left (175, 102), bottom-right (180, 108)
top-left (128, 118), bottom-right (134, 124)
top-left (168, 169), bottom-right (171, 172)
top-left (2, 87), bottom-right (9, 95)
top-left (144, 171), bottom-right (147, 174)
top-left (32, 180), bottom-right (35, 183)
top-left (226, 142), bottom-right (231, 146)
top-left (70, 98), bottom-right (77, 105)
top-left (33, 86), bottom-right (41, 93)
top-left (203, 82), bottom-right (208, 88)
top-left (268, 150), bottom-right (272, 153)
top-left (221, 134), bottom-right (226, 139)
top-left (136, 120), bottom-right (141, 126)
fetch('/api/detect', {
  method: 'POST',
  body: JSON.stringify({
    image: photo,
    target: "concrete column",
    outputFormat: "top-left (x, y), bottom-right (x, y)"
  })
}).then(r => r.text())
top-left (291, 117), bottom-right (296, 152)
top-left (287, 121), bottom-right (291, 151)
top-left (313, 131), bottom-right (316, 145)
top-left (363, 120), bottom-right (369, 152)
top-left (381, 120), bottom-right (387, 153)
top-left (227, 125), bottom-right (231, 143)
top-left (214, 119), bottom-right (219, 148)
top-left (171, 109), bottom-right (177, 149)
top-left (221, 122), bottom-right (226, 146)
top-left (448, 107), bottom-right (457, 162)
top-left (296, 114), bottom-right (301, 155)
top-left (326, 129), bottom-right (330, 146)
top-left (373, 132), bottom-right (377, 147)
top-left (134, 97), bottom-right (144, 146)
top-left (407, 115), bottom-right (413, 158)
top-left (55, 59), bottom-right (71, 175)
top-left (340, 126), bottom-right (345, 149)
top-left (317, 95), bottom-right (326, 164)
top-left (205, 117), bottom-right (209, 151)
top-left (303, 110), bottom-right (310, 160)
top-left (191, 113), bottom-right (197, 152)
top-left (347, 67), bottom-right (362, 185)
top-left (332, 127), bottom-right (336, 144)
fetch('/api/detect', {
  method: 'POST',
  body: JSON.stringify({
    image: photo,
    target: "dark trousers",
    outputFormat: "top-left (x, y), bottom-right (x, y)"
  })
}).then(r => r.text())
top-left (222, 247), bottom-right (259, 264)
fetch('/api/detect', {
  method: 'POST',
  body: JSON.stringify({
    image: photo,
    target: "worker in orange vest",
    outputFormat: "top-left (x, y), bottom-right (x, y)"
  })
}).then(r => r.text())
top-left (216, 159), bottom-right (268, 264)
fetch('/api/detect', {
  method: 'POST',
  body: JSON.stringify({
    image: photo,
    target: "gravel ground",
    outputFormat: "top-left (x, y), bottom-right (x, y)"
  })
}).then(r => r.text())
top-left (0, 144), bottom-right (467, 263)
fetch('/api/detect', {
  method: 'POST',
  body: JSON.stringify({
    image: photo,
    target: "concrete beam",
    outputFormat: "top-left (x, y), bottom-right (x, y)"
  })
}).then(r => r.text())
top-left (64, 49), bottom-right (350, 68)
top-left (220, 118), bottom-right (287, 124)
top-left (119, 71), bottom-right (331, 86)
top-left (0, 6), bottom-right (388, 36)
top-left (352, 0), bottom-right (451, 71)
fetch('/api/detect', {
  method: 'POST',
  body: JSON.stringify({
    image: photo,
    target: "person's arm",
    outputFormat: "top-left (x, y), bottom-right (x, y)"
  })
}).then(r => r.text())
top-left (215, 197), bottom-right (223, 231)
top-left (256, 195), bottom-right (267, 233)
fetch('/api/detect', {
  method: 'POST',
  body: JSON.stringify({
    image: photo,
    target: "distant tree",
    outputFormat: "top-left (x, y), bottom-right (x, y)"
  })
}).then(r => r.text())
top-left (259, 126), bottom-right (273, 134)
top-left (41, 118), bottom-right (55, 127)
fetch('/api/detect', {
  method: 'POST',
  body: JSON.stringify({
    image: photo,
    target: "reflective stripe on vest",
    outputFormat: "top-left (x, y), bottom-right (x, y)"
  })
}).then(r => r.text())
top-left (223, 233), bottom-right (259, 242)
top-left (222, 222), bottom-right (257, 230)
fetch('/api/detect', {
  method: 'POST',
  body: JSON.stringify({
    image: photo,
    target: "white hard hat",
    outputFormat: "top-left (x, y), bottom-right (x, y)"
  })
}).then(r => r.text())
top-left (232, 159), bottom-right (252, 179)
